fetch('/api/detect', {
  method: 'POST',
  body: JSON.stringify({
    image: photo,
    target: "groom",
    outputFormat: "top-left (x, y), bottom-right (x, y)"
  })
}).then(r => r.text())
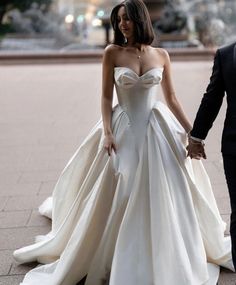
top-left (187, 42), bottom-right (236, 269)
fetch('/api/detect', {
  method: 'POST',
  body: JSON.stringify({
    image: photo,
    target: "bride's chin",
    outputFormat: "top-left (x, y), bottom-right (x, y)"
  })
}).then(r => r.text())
top-left (123, 35), bottom-right (133, 41)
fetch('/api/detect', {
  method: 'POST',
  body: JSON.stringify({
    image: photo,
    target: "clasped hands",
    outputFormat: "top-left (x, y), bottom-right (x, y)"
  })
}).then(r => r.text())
top-left (186, 137), bottom-right (206, 160)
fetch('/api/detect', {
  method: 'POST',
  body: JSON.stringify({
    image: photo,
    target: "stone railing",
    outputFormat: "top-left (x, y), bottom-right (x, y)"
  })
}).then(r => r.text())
top-left (0, 48), bottom-right (216, 65)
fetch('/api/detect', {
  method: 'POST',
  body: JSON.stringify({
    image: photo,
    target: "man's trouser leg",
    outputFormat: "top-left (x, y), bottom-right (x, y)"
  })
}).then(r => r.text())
top-left (223, 155), bottom-right (236, 268)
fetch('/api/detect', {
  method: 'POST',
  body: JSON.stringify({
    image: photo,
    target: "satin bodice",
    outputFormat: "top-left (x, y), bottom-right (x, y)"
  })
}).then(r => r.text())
top-left (114, 67), bottom-right (163, 139)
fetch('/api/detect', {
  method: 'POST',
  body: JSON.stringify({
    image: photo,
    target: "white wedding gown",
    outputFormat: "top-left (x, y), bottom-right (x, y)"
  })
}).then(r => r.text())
top-left (14, 67), bottom-right (233, 285)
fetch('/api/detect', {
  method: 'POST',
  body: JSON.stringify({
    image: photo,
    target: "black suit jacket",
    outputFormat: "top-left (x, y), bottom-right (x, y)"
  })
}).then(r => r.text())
top-left (191, 42), bottom-right (236, 155)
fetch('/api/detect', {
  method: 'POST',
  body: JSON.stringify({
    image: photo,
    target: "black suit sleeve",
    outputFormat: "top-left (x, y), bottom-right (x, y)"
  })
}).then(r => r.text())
top-left (190, 49), bottom-right (225, 140)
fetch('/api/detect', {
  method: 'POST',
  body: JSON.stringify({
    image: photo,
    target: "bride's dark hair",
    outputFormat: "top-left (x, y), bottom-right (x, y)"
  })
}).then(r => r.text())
top-left (110, 0), bottom-right (155, 46)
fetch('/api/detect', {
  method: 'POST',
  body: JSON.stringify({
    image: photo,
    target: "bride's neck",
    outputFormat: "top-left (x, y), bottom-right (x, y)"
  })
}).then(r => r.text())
top-left (124, 40), bottom-right (146, 52)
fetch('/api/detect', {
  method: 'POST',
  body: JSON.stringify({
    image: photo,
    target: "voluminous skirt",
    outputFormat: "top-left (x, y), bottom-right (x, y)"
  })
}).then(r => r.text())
top-left (14, 101), bottom-right (232, 285)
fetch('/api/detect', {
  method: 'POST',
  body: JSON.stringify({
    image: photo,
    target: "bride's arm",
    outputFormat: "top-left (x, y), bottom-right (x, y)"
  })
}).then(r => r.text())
top-left (101, 45), bottom-right (117, 155)
top-left (160, 49), bottom-right (192, 133)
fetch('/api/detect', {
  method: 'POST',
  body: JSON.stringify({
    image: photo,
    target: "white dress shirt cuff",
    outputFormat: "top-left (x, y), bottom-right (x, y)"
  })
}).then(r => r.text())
top-left (190, 136), bottom-right (204, 142)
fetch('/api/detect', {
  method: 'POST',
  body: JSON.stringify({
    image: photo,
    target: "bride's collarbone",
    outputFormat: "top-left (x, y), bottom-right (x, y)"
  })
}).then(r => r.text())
top-left (113, 46), bottom-right (164, 75)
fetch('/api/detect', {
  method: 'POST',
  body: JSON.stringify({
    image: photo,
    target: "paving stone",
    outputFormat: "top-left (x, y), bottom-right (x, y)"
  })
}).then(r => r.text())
top-left (27, 210), bottom-right (51, 227)
top-left (218, 269), bottom-right (236, 285)
top-left (38, 181), bottom-right (56, 195)
top-left (0, 245), bottom-right (47, 277)
top-left (21, 157), bottom-right (49, 172)
top-left (0, 183), bottom-right (40, 197)
top-left (19, 170), bottom-right (60, 184)
top-left (203, 161), bottom-right (227, 185)
top-left (214, 159), bottom-right (225, 171)
top-left (0, 226), bottom-right (50, 250)
top-left (4, 194), bottom-right (48, 211)
top-left (221, 214), bottom-right (230, 235)
top-left (53, 146), bottom-right (77, 157)
top-left (23, 146), bottom-right (70, 172)
top-left (0, 250), bottom-right (13, 275)
top-left (0, 173), bottom-right (21, 186)
top-left (0, 275), bottom-right (24, 285)
top-left (0, 197), bottom-right (8, 211)
top-left (0, 146), bottom-right (31, 173)
top-left (217, 198), bottom-right (232, 215)
top-left (46, 158), bottom-right (69, 172)
top-left (203, 151), bottom-right (223, 163)
top-left (0, 210), bottom-right (31, 228)
top-left (10, 261), bottom-right (38, 275)
top-left (213, 183), bottom-right (230, 199)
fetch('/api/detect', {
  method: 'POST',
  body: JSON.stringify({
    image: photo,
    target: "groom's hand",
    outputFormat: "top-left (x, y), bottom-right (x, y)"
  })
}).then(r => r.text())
top-left (186, 139), bottom-right (207, 160)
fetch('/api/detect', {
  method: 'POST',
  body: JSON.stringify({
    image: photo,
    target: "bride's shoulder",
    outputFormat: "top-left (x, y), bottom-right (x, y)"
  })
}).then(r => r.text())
top-left (152, 47), bottom-right (171, 66)
top-left (153, 47), bottom-right (170, 59)
top-left (103, 44), bottom-right (122, 66)
top-left (104, 44), bottom-right (122, 55)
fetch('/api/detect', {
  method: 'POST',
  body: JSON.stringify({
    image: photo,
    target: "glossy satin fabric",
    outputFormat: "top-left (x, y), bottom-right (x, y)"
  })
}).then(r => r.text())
top-left (13, 67), bottom-right (233, 285)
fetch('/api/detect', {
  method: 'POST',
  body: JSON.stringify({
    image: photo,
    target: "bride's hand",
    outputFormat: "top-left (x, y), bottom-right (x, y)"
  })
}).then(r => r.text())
top-left (104, 134), bottom-right (117, 156)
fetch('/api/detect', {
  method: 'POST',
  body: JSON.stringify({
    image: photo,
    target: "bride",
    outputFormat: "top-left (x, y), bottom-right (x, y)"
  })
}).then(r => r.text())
top-left (13, 0), bottom-right (234, 284)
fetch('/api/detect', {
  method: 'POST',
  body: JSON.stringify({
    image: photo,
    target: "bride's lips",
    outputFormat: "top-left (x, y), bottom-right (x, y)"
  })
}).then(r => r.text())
top-left (121, 28), bottom-right (129, 32)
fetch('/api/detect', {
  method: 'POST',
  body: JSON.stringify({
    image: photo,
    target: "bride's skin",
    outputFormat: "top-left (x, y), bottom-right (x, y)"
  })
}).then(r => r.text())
top-left (102, 6), bottom-right (192, 156)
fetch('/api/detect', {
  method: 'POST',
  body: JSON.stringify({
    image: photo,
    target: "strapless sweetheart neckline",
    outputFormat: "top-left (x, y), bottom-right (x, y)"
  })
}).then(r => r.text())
top-left (114, 66), bottom-right (164, 78)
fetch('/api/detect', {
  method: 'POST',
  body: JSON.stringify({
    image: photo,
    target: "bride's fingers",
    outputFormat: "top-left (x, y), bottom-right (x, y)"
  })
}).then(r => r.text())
top-left (112, 143), bottom-right (117, 154)
top-left (108, 144), bottom-right (112, 156)
top-left (104, 143), bottom-right (117, 156)
top-left (104, 144), bottom-right (111, 156)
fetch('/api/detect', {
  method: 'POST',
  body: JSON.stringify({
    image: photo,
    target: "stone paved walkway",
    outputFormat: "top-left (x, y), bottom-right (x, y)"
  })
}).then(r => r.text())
top-left (0, 61), bottom-right (235, 284)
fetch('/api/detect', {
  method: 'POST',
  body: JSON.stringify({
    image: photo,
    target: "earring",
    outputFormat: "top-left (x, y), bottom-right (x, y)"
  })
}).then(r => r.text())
top-left (124, 37), bottom-right (128, 44)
